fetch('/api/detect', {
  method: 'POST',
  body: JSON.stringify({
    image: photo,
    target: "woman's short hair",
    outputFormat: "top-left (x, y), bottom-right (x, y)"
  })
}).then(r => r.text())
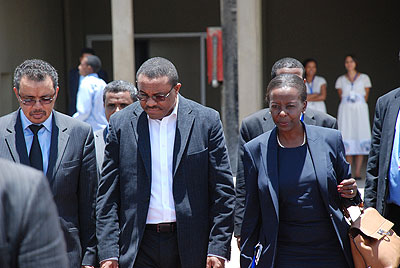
top-left (266, 74), bottom-right (307, 103)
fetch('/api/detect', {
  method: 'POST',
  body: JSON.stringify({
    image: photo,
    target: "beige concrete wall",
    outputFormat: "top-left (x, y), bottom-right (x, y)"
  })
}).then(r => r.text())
top-left (237, 0), bottom-right (263, 122)
top-left (0, 0), bottom-right (66, 115)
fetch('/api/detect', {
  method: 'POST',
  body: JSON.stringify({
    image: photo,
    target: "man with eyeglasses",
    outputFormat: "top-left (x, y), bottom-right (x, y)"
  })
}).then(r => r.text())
top-left (96, 57), bottom-right (235, 268)
top-left (0, 59), bottom-right (98, 268)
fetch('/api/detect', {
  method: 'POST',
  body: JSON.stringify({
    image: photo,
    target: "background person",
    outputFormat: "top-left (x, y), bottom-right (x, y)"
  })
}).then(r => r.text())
top-left (240, 74), bottom-right (360, 268)
top-left (94, 80), bottom-right (136, 170)
top-left (303, 58), bottom-right (327, 113)
top-left (73, 55), bottom-right (107, 131)
top-left (68, 47), bottom-right (108, 116)
top-left (335, 54), bottom-right (372, 180)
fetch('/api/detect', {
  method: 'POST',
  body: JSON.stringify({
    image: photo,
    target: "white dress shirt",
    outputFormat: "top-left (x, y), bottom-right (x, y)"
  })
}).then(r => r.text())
top-left (146, 101), bottom-right (178, 224)
top-left (20, 109), bottom-right (52, 174)
top-left (73, 73), bottom-right (107, 131)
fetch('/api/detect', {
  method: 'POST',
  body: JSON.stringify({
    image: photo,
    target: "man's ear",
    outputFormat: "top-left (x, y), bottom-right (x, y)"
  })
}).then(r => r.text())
top-left (13, 87), bottom-right (19, 99)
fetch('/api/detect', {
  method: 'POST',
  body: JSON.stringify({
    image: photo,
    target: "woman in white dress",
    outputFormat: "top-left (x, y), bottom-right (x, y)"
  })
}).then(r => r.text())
top-left (303, 58), bottom-right (327, 113)
top-left (335, 55), bottom-right (372, 180)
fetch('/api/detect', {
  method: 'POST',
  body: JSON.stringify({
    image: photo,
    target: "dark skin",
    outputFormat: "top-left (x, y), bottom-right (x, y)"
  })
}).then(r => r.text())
top-left (269, 86), bottom-right (357, 197)
top-left (237, 86), bottom-right (357, 250)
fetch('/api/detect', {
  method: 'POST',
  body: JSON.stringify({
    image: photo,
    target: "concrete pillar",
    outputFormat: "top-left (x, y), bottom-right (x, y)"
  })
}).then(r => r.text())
top-left (111, 0), bottom-right (135, 82)
top-left (237, 0), bottom-right (263, 122)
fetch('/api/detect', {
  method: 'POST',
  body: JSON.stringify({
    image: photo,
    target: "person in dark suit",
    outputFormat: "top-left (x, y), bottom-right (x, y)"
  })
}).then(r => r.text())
top-left (240, 74), bottom-right (361, 268)
top-left (68, 48), bottom-right (108, 116)
top-left (234, 57), bottom-right (337, 242)
top-left (0, 59), bottom-right (98, 268)
top-left (0, 159), bottom-right (69, 268)
top-left (96, 57), bottom-right (235, 268)
top-left (365, 84), bottom-right (400, 234)
top-left (94, 80), bottom-right (136, 170)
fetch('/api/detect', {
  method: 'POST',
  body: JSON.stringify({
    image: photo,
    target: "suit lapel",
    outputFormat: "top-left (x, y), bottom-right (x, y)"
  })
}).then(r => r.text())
top-left (304, 109), bottom-right (317, 126)
top-left (4, 111), bottom-right (29, 165)
top-left (383, 91), bottom-right (400, 170)
top-left (305, 125), bottom-right (329, 210)
top-left (134, 107), bottom-right (152, 180)
top-left (47, 112), bottom-right (70, 181)
top-left (262, 110), bottom-right (276, 133)
top-left (263, 128), bottom-right (279, 218)
top-left (173, 96), bottom-right (195, 176)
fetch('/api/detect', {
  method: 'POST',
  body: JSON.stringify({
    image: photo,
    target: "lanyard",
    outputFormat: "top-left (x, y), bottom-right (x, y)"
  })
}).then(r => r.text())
top-left (306, 77), bottom-right (315, 94)
top-left (350, 72), bottom-right (359, 90)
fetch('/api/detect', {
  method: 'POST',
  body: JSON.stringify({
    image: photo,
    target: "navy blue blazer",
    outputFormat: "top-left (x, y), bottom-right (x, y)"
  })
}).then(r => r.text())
top-left (96, 95), bottom-right (235, 268)
top-left (234, 108), bottom-right (337, 236)
top-left (0, 110), bottom-right (98, 267)
top-left (240, 125), bottom-right (359, 268)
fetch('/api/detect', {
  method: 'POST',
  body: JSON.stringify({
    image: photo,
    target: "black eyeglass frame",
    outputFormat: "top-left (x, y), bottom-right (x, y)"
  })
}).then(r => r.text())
top-left (136, 85), bottom-right (175, 102)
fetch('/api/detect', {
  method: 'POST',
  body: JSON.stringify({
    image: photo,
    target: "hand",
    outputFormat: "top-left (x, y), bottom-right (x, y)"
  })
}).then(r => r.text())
top-left (206, 256), bottom-right (225, 268)
top-left (100, 260), bottom-right (118, 268)
top-left (337, 178), bottom-right (357, 199)
top-left (82, 266), bottom-right (95, 268)
top-left (236, 236), bottom-right (241, 249)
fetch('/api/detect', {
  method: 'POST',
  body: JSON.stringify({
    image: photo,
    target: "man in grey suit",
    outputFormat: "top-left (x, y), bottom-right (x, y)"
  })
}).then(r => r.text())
top-left (365, 52), bottom-right (400, 234)
top-left (94, 80), bottom-right (136, 170)
top-left (0, 159), bottom-right (69, 268)
top-left (0, 59), bottom-right (98, 268)
top-left (96, 57), bottom-right (235, 268)
top-left (234, 57), bottom-right (338, 244)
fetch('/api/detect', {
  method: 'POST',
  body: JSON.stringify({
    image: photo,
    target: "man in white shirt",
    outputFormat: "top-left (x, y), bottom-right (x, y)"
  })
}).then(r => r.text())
top-left (96, 57), bottom-right (235, 268)
top-left (73, 55), bottom-right (107, 131)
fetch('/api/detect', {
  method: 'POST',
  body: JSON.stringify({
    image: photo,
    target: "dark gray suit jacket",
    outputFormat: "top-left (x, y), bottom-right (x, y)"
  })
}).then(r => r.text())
top-left (365, 87), bottom-right (400, 214)
top-left (0, 110), bottom-right (98, 267)
top-left (0, 159), bottom-right (69, 268)
top-left (234, 108), bottom-right (337, 235)
top-left (240, 125), bottom-right (358, 268)
top-left (96, 95), bottom-right (235, 268)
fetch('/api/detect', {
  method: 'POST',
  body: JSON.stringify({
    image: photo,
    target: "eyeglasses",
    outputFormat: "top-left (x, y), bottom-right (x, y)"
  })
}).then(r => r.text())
top-left (18, 93), bottom-right (56, 106)
top-left (136, 86), bottom-right (175, 102)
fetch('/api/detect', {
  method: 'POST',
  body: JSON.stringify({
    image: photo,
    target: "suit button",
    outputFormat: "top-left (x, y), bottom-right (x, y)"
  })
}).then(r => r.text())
top-left (329, 213), bottom-right (333, 218)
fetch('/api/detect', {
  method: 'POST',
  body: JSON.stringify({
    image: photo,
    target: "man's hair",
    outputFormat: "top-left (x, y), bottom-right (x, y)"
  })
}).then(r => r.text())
top-left (103, 80), bottom-right (137, 103)
top-left (81, 47), bottom-right (95, 56)
top-left (271, 57), bottom-right (305, 78)
top-left (14, 59), bottom-right (58, 91)
top-left (86, 55), bottom-right (102, 73)
top-left (136, 57), bottom-right (179, 86)
top-left (266, 73), bottom-right (307, 103)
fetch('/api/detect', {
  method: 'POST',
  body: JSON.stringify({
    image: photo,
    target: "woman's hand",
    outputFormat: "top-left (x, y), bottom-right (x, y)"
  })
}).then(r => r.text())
top-left (337, 178), bottom-right (357, 199)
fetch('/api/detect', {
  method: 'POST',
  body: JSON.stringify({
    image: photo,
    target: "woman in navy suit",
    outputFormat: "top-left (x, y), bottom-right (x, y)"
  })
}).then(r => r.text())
top-left (240, 74), bottom-right (361, 268)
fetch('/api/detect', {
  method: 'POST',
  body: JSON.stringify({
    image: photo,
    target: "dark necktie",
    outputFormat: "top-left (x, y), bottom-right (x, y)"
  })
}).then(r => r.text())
top-left (29, 124), bottom-right (44, 171)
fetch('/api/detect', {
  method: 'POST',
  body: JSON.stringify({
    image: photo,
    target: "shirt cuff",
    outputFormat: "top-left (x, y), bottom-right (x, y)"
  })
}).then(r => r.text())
top-left (207, 254), bottom-right (228, 262)
top-left (100, 257), bottom-right (118, 263)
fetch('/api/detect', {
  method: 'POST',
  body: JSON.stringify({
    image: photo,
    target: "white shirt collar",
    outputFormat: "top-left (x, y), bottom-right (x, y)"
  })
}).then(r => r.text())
top-left (147, 95), bottom-right (179, 122)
